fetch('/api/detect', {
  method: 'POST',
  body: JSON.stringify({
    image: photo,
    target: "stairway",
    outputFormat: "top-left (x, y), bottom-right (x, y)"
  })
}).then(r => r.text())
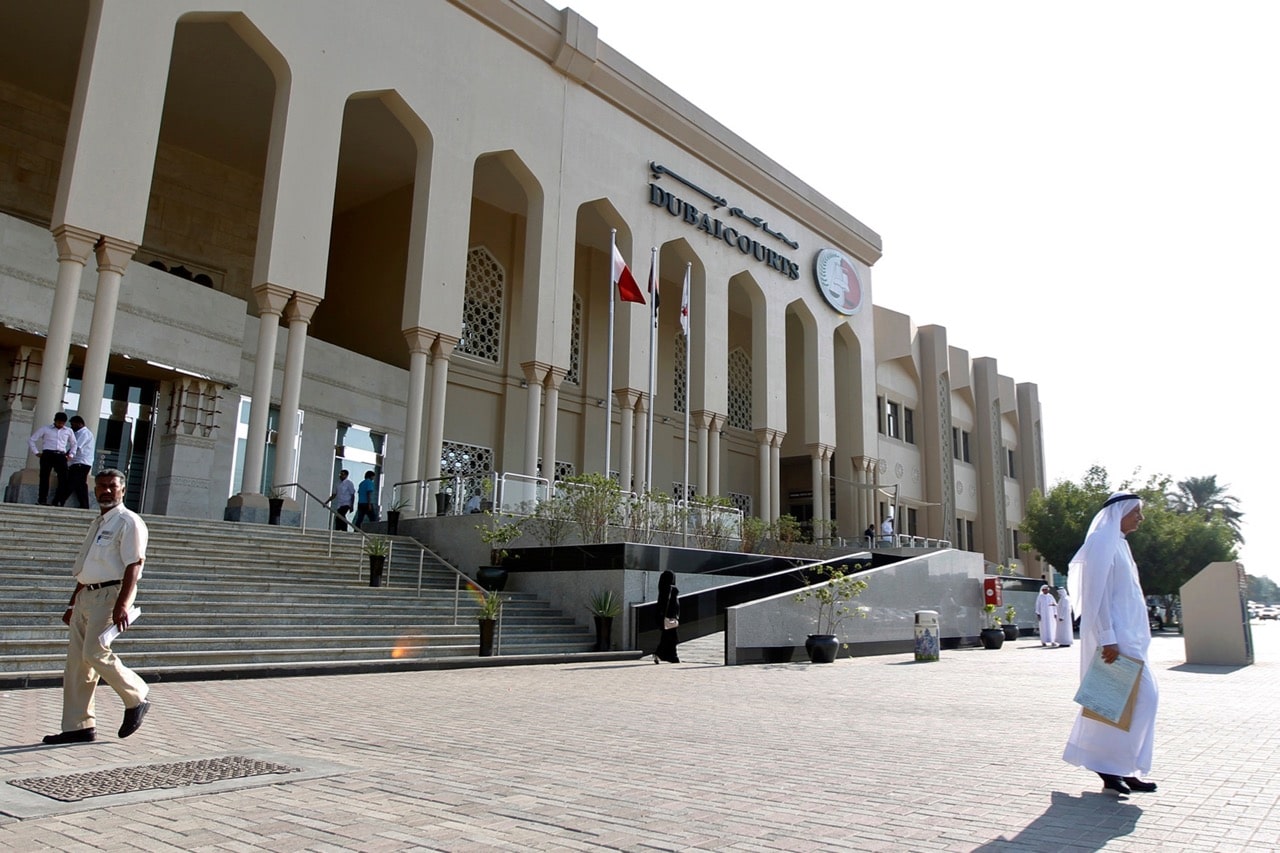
top-left (0, 503), bottom-right (617, 688)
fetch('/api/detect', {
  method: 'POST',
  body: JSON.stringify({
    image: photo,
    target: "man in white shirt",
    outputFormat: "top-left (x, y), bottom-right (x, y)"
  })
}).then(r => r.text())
top-left (879, 516), bottom-right (894, 546)
top-left (28, 411), bottom-right (77, 506)
top-left (56, 414), bottom-right (96, 508)
top-left (324, 469), bottom-right (357, 531)
top-left (43, 468), bottom-right (151, 744)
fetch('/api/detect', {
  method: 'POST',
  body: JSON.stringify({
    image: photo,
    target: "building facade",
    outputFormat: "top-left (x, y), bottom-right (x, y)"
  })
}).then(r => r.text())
top-left (0, 0), bottom-right (1043, 571)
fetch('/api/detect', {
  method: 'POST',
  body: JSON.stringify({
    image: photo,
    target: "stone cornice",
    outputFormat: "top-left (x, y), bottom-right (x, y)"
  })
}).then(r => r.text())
top-left (448, 0), bottom-right (883, 265)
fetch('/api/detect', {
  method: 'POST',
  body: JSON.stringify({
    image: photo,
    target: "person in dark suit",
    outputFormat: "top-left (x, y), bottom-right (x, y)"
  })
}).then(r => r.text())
top-left (653, 570), bottom-right (681, 663)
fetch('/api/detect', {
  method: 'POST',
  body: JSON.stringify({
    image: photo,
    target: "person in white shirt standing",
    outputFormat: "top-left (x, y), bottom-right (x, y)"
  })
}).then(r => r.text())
top-left (27, 411), bottom-right (77, 506)
top-left (43, 468), bottom-right (151, 744)
top-left (56, 414), bottom-right (96, 508)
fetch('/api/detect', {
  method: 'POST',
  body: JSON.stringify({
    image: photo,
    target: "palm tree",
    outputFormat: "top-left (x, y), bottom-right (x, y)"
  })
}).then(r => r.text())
top-left (1172, 475), bottom-right (1244, 541)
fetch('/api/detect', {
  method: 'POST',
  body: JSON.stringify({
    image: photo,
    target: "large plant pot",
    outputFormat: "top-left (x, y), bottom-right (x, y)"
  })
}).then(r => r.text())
top-left (980, 627), bottom-right (1006, 649)
top-left (478, 618), bottom-right (496, 656)
top-left (804, 634), bottom-right (840, 664)
top-left (267, 498), bottom-right (284, 525)
top-left (476, 566), bottom-right (508, 592)
top-left (368, 554), bottom-right (386, 588)
top-left (386, 511), bottom-right (400, 536)
top-left (592, 615), bottom-right (614, 652)
top-left (1002, 624), bottom-right (1020, 641)
top-left (435, 492), bottom-right (452, 516)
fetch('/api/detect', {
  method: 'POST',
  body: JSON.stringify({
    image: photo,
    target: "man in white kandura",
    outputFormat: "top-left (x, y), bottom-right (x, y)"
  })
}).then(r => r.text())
top-left (1055, 586), bottom-right (1073, 647)
top-left (1062, 492), bottom-right (1158, 796)
top-left (1036, 585), bottom-right (1058, 647)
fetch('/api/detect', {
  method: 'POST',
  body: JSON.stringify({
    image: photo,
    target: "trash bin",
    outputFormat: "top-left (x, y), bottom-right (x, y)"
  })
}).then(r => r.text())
top-left (914, 610), bottom-right (940, 662)
top-left (435, 492), bottom-right (453, 516)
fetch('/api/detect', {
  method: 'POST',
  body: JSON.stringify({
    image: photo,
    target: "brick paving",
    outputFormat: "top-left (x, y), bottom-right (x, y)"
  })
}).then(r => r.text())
top-left (1, 623), bottom-right (1277, 851)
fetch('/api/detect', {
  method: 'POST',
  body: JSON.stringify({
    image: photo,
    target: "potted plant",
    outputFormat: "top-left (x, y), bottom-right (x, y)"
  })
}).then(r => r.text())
top-left (385, 495), bottom-right (411, 536)
top-left (1001, 604), bottom-right (1019, 641)
top-left (266, 486), bottom-right (287, 526)
top-left (475, 513), bottom-right (523, 591)
top-left (980, 603), bottom-right (1006, 649)
top-left (476, 588), bottom-right (504, 656)
top-left (793, 563), bottom-right (869, 663)
top-left (363, 536), bottom-right (390, 587)
top-left (588, 589), bottom-right (622, 652)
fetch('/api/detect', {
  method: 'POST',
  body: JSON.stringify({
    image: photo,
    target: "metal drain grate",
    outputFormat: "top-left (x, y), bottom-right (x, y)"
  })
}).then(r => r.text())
top-left (8, 755), bottom-right (300, 802)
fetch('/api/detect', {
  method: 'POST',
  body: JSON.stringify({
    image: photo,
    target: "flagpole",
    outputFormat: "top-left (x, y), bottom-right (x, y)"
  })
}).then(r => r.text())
top-left (681, 262), bottom-right (691, 547)
top-left (645, 246), bottom-right (657, 496)
top-left (604, 229), bottom-right (617, 478)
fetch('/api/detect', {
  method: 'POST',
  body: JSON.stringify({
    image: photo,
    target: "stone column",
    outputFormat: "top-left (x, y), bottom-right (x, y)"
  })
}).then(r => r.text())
top-left (632, 393), bottom-right (648, 494)
top-left (399, 328), bottom-right (434, 515)
top-left (771, 430), bottom-right (785, 522)
top-left (76, 237), bottom-right (138, 432)
top-left (693, 410), bottom-right (711, 499)
top-left (708, 413), bottom-right (723, 498)
top-left (241, 284), bottom-right (292, 494)
top-left (616, 389), bottom-right (637, 493)
top-left (272, 293), bottom-right (320, 492)
top-left (541, 367), bottom-right (566, 481)
top-left (35, 226), bottom-right (96, 427)
top-left (424, 335), bottom-right (458, 490)
top-left (521, 361), bottom-right (549, 477)
top-left (755, 428), bottom-right (771, 521)
top-left (809, 444), bottom-right (825, 536)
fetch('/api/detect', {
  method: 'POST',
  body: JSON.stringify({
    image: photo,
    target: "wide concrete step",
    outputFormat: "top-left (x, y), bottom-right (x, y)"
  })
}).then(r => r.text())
top-left (0, 503), bottom-right (614, 683)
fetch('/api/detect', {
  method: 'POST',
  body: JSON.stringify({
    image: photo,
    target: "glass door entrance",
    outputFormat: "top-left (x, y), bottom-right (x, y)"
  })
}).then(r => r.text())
top-left (65, 372), bottom-right (158, 512)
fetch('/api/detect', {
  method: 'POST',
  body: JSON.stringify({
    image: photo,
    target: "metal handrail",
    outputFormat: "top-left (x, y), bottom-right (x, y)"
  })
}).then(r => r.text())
top-left (392, 475), bottom-right (464, 517)
top-left (273, 482), bottom-right (371, 561)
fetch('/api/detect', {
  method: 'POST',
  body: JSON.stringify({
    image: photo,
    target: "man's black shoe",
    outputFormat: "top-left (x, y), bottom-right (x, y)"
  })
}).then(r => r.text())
top-left (42, 727), bottom-right (96, 744)
top-left (119, 701), bottom-right (150, 739)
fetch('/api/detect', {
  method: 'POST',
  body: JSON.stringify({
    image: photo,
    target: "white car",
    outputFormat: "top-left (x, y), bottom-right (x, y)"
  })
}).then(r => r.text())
top-left (1259, 606), bottom-right (1280, 621)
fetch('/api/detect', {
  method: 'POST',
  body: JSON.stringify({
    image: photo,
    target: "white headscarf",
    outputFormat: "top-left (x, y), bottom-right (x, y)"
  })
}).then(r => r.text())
top-left (1067, 491), bottom-right (1143, 620)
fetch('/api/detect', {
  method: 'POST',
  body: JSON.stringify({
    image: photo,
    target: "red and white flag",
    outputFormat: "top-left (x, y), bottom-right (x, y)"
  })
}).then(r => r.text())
top-left (611, 245), bottom-right (645, 304)
top-left (679, 265), bottom-right (690, 338)
top-left (648, 256), bottom-right (660, 315)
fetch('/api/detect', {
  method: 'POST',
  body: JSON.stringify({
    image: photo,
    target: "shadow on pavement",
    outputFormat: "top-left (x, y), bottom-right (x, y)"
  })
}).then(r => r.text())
top-left (972, 790), bottom-right (1142, 852)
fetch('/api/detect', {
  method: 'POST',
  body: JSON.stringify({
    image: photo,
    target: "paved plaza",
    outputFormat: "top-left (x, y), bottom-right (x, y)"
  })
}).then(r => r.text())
top-left (1, 622), bottom-right (1277, 851)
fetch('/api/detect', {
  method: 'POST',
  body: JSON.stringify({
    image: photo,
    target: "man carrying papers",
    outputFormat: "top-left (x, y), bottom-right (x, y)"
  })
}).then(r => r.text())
top-left (1062, 492), bottom-right (1159, 796)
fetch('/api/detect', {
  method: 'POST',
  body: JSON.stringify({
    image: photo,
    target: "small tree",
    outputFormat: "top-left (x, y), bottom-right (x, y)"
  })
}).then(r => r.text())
top-left (793, 563), bottom-right (869, 639)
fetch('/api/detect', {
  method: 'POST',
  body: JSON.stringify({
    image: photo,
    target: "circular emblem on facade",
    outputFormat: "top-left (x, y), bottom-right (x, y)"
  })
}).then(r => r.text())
top-left (813, 248), bottom-right (863, 315)
top-left (955, 481), bottom-right (964, 496)
top-left (912, 466), bottom-right (920, 484)
top-left (877, 459), bottom-right (888, 475)
top-left (894, 462), bottom-right (904, 478)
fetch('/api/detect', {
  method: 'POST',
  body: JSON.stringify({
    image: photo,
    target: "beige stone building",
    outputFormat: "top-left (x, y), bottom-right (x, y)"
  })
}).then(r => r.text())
top-left (0, 0), bottom-right (1043, 570)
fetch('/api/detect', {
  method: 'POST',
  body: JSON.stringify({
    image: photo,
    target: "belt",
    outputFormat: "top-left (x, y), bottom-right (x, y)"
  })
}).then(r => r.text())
top-left (82, 579), bottom-right (121, 591)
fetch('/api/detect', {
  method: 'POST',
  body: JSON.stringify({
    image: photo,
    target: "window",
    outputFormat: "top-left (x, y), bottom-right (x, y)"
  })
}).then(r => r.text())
top-left (886, 401), bottom-right (901, 440)
top-left (727, 348), bottom-right (752, 430)
top-left (876, 395), bottom-right (885, 435)
top-left (906, 507), bottom-right (918, 537)
top-left (955, 517), bottom-right (965, 549)
top-left (440, 440), bottom-right (494, 497)
top-left (1006, 448), bottom-right (1017, 479)
top-left (230, 396), bottom-right (302, 496)
top-left (673, 333), bottom-right (687, 414)
top-left (458, 246), bottom-right (504, 364)
top-left (966, 519), bottom-right (976, 552)
top-left (952, 428), bottom-right (971, 463)
top-left (729, 491), bottom-right (752, 516)
top-left (565, 294), bottom-right (582, 385)
top-left (904, 407), bottom-right (915, 445)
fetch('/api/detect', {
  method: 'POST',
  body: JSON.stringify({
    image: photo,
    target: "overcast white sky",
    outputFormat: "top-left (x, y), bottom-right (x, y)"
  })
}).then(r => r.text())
top-left (565, 0), bottom-right (1276, 575)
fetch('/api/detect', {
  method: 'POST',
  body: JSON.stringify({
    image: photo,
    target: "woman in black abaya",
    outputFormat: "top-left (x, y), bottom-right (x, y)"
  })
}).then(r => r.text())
top-left (653, 570), bottom-right (681, 663)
